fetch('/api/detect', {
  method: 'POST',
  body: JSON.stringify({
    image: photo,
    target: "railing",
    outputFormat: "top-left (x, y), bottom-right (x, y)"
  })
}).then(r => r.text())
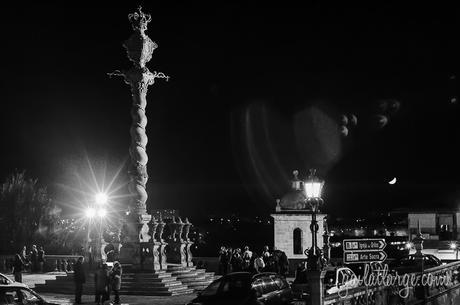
top-left (0, 254), bottom-right (83, 273)
top-left (324, 261), bottom-right (460, 305)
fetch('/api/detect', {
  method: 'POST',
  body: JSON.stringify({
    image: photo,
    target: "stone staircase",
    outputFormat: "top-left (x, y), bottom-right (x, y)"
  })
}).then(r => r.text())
top-left (34, 264), bottom-right (219, 296)
top-left (167, 265), bottom-right (217, 291)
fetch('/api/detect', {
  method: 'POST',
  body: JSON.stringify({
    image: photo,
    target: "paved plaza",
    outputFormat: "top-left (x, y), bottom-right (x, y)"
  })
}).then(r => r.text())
top-left (6, 273), bottom-right (195, 305)
top-left (40, 293), bottom-right (195, 305)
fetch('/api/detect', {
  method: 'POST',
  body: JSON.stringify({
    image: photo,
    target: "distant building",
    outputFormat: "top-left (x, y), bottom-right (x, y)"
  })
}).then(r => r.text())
top-left (271, 171), bottom-right (326, 262)
top-left (391, 209), bottom-right (460, 241)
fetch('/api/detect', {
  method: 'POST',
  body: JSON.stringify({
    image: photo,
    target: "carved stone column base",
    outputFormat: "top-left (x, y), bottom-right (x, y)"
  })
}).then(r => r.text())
top-left (119, 214), bottom-right (151, 270)
top-left (119, 241), bottom-right (142, 268)
top-left (167, 241), bottom-right (187, 267)
top-left (137, 242), bottom-right (160, 271)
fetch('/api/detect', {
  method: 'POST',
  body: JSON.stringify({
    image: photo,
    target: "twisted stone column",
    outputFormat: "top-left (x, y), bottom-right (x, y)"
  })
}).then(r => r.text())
top-left (109, 6), bottom-right (169, 269)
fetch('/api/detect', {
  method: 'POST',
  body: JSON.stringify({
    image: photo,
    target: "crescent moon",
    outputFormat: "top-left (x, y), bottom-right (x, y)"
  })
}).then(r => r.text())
top-left (388, 177), bottom-right (397, 185)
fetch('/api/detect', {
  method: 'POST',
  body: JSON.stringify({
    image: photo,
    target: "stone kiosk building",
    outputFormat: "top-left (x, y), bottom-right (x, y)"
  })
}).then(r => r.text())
top-left (271, 171), bottom-right (327, 273)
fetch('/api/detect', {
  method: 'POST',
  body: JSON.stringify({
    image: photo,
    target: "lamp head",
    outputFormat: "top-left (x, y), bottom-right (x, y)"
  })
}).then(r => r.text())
top-left (304, 169), bottom-right (324, 199)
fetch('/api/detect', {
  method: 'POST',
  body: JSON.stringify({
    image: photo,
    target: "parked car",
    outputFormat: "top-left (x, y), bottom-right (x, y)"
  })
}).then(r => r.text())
top-left (324, 267), bottom-right (360, 295)
top-left (0, 284), bottom-right (59, 305)
top-left (389, 254), bottom-right (443, 274)
top-left (187, 272), bottom-right (293, 305)
top-left (0, 273), bottom-right (27, 288)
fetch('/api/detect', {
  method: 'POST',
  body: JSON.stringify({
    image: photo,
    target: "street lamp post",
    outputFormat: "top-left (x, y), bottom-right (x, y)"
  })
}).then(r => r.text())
top-left (304, 169), bottom-right (325, 271)
top-left (85, 193), bottom-right (108, 265)
top-left (450, 242), bottom-right (459, 260)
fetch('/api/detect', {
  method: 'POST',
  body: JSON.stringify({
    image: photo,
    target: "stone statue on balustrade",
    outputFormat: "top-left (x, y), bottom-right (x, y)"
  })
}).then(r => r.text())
top-left (183, 218), bottom-right (194, 267)
top-left (167, 216), bottom-right (187, 266)
top-left (156, 215), bottom-right (168, 270)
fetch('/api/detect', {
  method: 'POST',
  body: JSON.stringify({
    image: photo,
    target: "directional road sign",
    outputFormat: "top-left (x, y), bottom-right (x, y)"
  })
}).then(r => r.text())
top-left (343, 251), bottom-right (388, 264)
top-left (343, 239), bottom-right (387, 251)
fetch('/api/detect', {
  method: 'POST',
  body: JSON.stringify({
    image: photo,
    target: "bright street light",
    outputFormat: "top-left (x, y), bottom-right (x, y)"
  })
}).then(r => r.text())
top-left (97, 208), bottom-right (107, 218)
top-left (451, 242), bottom-right (459, 260)
top-left (304, 169), bottom-right (324, 199)
top-left (85, 207), bottom-right (96, 218)
top-left (95, 192), bottom-right (108, 205)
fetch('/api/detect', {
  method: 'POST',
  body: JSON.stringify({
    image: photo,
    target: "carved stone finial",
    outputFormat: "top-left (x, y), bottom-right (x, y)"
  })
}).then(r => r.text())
top-left (128, 6), bottom-right (152, 33)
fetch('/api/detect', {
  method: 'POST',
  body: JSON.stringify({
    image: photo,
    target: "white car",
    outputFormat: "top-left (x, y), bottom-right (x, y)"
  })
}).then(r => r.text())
top-left (0, 284), bottom-right (58, 305)
top-left (324, 267), bottom-right (360, 295)
top-left (0, 273), bottom-right (27, 288)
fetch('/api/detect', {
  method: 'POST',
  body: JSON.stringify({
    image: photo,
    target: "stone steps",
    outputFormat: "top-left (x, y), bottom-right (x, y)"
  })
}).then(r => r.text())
top-left (34, 264), bottom-right (215, 295)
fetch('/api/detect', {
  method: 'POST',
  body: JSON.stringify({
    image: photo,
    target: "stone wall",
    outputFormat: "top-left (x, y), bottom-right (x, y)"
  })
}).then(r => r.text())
top-left (271, 213), bottom-right (326, 259)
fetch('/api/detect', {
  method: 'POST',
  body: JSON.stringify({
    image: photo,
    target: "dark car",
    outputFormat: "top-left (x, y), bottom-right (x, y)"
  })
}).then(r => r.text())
top-left (187, 272), bottom-right (293, 305)
top-left (390, 254), bottom-right (443, 274)
top-left (0, 284), bottom-right (59, 305)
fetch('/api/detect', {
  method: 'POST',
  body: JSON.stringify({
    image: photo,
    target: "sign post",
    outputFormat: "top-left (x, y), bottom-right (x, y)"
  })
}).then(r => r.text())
top-left (343, 238), bottom-right (387, 264)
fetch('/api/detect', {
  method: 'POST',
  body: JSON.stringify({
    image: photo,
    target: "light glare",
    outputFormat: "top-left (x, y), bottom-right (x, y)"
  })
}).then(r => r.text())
top-left (85, 208), bottom-right (96, 218)
top-left (95, 192), bottom-right (108, 205)
top-left (97, 208), bottom-right (107, 218)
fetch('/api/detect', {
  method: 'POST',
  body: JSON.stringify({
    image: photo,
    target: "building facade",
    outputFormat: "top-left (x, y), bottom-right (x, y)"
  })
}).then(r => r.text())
top-left (271, 171), bottom-right (327, 261)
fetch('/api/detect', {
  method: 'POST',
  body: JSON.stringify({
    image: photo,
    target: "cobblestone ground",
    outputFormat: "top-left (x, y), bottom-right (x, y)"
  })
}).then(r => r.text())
top-left (5, 273), bottom-right (195, 305)
top-left (40, 293), bottom-right (195, 305)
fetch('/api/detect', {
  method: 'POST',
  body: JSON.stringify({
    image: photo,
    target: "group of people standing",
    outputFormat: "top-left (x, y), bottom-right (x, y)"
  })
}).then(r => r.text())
top-left (218, 245), bottom-right (289, 276)
top-left (12, 245), bottom-right (46, 282)
top-left (73, 257), bottom-right (123, 305)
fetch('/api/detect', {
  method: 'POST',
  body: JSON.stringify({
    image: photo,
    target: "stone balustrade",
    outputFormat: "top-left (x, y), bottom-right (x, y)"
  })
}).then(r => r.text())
top-left (323, 261), bottom-right (460, 305)
top-left (0, 254), bottom-right (83, 273)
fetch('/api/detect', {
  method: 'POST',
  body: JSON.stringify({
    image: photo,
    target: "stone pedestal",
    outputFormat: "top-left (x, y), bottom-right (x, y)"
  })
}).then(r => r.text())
top-left (139, 241), bottom-right (161, 271)
top-left (306, 270), bottom-right (326, 305)
top-left (119, 214), bottom-right (151, 270)
top-left (168, 241), bottom-right (187, 266)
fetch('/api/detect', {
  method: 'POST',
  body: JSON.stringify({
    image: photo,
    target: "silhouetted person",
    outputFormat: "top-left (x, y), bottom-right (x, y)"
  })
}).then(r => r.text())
top-left (253, 254), bottom-right (265, 274)
top-left (279, 250), bottom-right (290, 276)
top-left (294, 262), bottom-right (308, 284)
top-left (38, 246), bottom-right (45, 273)
top-left (106, 249), bottom-right (115, 263)
top-left (30, 245), bottom-right (38, 272)
top-left (110, 261), bottom-right (122, 304)
top-left (219, 246), bottom-right (229, 275)
top-left (13, 253), bottom-right (25, 282)
top-left (95, 263), bottom-right (110, 305)
top-left (242, 246), bottom-right (253, 271)
top-left (231, 248), bottom-right (243, 272)
top-left (73, 256), bottom-right (86, 304)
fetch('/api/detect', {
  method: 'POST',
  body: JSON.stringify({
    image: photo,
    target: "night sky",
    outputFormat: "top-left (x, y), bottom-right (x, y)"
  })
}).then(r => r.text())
top-left (1, 3), bottom-right (459, 219)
